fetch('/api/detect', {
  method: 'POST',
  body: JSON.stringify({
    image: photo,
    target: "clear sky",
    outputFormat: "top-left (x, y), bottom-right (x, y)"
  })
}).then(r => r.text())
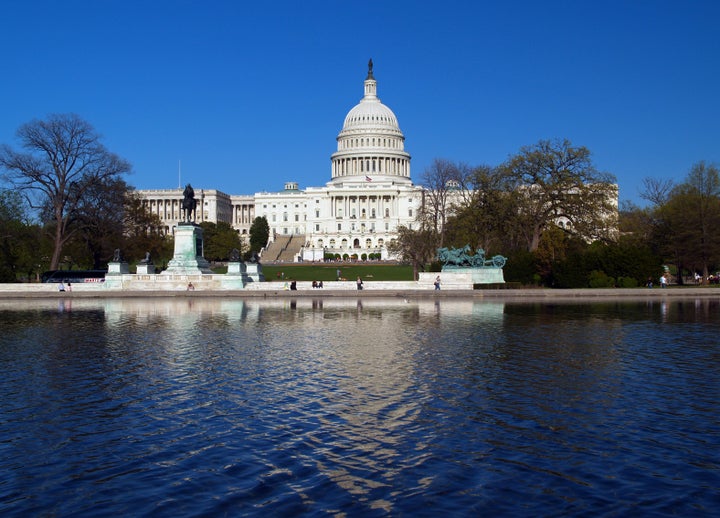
top-left (1, 0), bottom-right (718, 205)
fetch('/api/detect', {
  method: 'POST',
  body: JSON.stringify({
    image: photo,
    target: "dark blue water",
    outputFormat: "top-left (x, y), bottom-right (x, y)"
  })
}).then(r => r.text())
top-left (0, 297), bottom-right (718, 517)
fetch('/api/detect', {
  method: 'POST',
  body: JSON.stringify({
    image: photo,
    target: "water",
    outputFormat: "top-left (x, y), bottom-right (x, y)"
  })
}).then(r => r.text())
top-left (0, 297), bottom-right (718, 517)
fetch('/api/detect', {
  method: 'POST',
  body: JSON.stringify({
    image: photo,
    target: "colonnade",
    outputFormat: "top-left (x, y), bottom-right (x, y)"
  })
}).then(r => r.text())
top-left (332, 156), bottom-right (409, 178)
top-left (330, 194), bottom-right (395, 220)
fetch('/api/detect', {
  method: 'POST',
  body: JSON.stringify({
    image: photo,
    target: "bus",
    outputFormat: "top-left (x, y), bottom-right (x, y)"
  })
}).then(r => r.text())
top-left (41, 270), bottom-right (107, 283)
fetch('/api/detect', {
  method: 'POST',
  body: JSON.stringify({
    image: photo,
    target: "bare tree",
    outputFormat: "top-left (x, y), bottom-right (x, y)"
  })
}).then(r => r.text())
top-left (640, 177), bottom-right (674, 206)
top-left (419, 159), bottom-right (462, 246)
top-left (500, 139), bottom-right (617, 251)
top-left (0, 114), bottom-right (131, 269)
top-left (387, 226), bottom-right (438, 280)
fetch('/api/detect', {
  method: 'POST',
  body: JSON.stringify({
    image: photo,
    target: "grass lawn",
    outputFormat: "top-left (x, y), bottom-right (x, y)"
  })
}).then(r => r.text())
top-left (261, 263), bottom-right (415, 282)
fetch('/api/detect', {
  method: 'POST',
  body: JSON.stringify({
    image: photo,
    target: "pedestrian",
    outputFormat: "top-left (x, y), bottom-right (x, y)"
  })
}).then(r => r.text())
top-left (58, 282), bottom-right (65, 292)
top-left (356, 276), bottom-right (363, 290)
top-left (660, 274), bottom-right (667, 288)
top-left (336, 268), bottom-right (341, 281)
top-left (187, 282), bottom-right (195, 291)
top-left (434, 276), bottom-right (441, 290)
top-left (67, 282), bottom-right (72, 292)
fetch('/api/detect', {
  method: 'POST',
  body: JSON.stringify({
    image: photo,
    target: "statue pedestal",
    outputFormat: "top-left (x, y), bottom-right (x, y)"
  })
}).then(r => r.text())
top-left (162, 224), bottom-right (213, 275)
top-left (419, 268), bottom-right (505, 289)
top-left (221, 261), bottom-right (246, 289)
top-left (108, 261), bottom-right (129, 275)
top-left (136, 263), bottom-right (155, 275)
top-left (105, 261), bottom-right (129, 289)
top-left (245, 262), bottom-right (265, 283)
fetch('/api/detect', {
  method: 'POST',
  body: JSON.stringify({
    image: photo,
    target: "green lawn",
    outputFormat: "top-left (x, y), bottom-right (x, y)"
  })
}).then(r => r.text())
top-left (260, 263), bottom-right (414, 282)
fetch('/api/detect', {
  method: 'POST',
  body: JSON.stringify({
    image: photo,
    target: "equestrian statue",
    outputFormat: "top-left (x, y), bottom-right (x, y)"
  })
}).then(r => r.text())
top-left (181, 183), bottom-right (197, 223)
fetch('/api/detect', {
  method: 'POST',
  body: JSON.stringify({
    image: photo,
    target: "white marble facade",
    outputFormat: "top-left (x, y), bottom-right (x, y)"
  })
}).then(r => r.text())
top-left (137, 61), bottom-right (422, 260)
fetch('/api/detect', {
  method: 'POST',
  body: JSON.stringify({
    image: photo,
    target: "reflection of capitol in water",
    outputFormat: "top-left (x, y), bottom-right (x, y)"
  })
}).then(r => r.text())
top-left (97, 297), bottom-right (505, 505)
top-left (98, 297), bottom-right (506, 324)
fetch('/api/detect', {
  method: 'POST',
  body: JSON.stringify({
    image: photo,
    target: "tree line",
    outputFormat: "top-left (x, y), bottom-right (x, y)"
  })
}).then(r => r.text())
top-left (2, 114), bottom-right (717, 287)
top-left (0, 114), bottom-right (264, 282)
top-left (391, 139), bottom-right (720, 287)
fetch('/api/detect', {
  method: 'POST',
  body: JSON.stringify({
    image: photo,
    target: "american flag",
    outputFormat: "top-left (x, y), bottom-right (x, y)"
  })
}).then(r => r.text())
top-left (365, 176), bottom-right (372, 182)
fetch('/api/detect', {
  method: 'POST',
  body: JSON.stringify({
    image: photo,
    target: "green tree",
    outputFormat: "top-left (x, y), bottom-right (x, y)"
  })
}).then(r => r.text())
top-left (0, 188), bottom-right (42, 281)
top-left (656, 162), bottom-right (720, 282)
top-left (200, 221), bottom-right (243, 261)
top-left (499, 139), bottom-right (617, 251)
top-left (248, 216), bottom-right (270, 258)
top-left (72, 176), bottom-right (128, 268)
top-left (122, 190), bottom-right (172, 267)
top-left (0, 114), bottom-right (132, 269)
top-left (445, 164), bottom-right (521, 254)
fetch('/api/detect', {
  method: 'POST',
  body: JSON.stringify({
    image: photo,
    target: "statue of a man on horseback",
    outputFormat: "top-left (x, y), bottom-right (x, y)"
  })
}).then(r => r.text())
top-left (181, 183), bottom-right (197, 222)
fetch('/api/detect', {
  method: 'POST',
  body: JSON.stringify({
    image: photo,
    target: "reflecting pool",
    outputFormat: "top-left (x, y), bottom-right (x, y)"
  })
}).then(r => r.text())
top-left (0, 297), bottom-right (718, 516)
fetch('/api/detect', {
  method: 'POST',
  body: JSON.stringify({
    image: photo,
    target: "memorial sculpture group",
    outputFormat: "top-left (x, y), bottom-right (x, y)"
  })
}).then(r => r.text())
top-left (104, 184), bottom-right (263, 289)
top-left (437, 245), bottom-right (507, 269)
top-left (426, 245), bottom-right (507, 287)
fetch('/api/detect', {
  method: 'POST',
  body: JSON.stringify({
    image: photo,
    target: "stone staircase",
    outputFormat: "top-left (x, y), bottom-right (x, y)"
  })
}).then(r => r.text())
top-left (262, 234), bottom-right (305, 262)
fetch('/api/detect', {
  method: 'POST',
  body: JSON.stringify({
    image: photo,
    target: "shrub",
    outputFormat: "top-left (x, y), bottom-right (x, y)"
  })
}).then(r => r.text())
top-left (588, 270), bottom-right (615, 288)
top-left (617, 276), bottom-right (638, 288)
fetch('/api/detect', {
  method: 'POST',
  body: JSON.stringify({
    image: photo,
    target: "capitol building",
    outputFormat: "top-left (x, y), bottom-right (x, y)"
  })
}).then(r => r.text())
top-left (138, 61), bottom-right (423, 261)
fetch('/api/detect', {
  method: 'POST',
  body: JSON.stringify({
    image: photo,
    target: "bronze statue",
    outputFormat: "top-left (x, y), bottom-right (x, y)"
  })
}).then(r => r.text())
top-left (437, 245), bottom-right (507, 268)
top-left (181, 184), bottom-right (196, 222)
top-left (367, 58), bottom-right (374, 79)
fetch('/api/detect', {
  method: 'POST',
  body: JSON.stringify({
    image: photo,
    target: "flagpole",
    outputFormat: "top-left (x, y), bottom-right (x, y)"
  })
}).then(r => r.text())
top-left (178, 160), bottom-right (181, 189)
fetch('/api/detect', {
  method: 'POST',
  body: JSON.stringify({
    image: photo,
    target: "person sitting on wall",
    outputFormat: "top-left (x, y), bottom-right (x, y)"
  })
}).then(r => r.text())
top-left (187, 282), bottom-right (195, 291)
top-left (290, 280), bottom-right (297, 291)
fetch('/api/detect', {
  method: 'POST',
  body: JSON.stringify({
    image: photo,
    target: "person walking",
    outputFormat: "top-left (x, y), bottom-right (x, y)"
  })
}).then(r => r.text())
top-left (434, 276), bottom-right (441, 290)
top-left (660, 274), bottom-right (667, 288)
top-left (356, 276), bottom-right (363, 290)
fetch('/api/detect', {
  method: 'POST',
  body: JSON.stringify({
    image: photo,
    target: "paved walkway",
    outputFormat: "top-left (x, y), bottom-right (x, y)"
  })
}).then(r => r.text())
top-left (0, 284), bottom-right (718, 299)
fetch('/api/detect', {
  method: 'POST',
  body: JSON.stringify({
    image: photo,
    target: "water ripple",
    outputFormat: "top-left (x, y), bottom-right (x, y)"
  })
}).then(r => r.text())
top-left (0, 299), bottom-right (718, 516)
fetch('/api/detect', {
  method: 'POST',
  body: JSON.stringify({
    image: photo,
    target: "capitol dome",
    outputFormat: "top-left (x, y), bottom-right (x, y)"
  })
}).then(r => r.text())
top-left (331, 60), bottom-right (411, 184)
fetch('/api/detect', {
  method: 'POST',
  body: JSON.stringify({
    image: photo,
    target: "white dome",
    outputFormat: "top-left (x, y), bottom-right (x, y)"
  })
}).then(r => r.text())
top-left (342, 99), bottom-right (400, 133)
top-left (330, 60), bottom-right (411, 184)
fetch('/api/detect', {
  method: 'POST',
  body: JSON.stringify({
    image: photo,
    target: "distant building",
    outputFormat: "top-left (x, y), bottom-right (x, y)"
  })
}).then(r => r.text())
top-left (137, 61), bottom-right (423, 260)
top-left (136, 61), bottom-right (618, 260)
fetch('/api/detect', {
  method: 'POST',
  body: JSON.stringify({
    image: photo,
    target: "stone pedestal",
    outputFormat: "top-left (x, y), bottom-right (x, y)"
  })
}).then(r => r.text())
top-left (221, 261), bottom-right (246, 289)
top-left (108, 261), bottom-right (130, 274)
top-left (162, 224), bottom-right (213, 275)
top-left (227, 262), bottom-right (245, 275)
top-left (105, 261), bottom-right (129, 289)
top-left (245, 262), bottom-right (265, 283)
top-left (136, 263), bottom-right (155, 275)
top-left (419, 268), bottom-right (505, 289)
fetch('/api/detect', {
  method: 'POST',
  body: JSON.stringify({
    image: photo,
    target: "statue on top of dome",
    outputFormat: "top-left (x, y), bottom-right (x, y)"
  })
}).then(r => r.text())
top-left (367, 58), bottom-right (374, 80)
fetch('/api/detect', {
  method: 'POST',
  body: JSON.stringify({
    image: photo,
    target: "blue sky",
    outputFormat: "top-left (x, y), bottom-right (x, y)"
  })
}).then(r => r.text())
top-left (1, 1), bottom-right (718, 205)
